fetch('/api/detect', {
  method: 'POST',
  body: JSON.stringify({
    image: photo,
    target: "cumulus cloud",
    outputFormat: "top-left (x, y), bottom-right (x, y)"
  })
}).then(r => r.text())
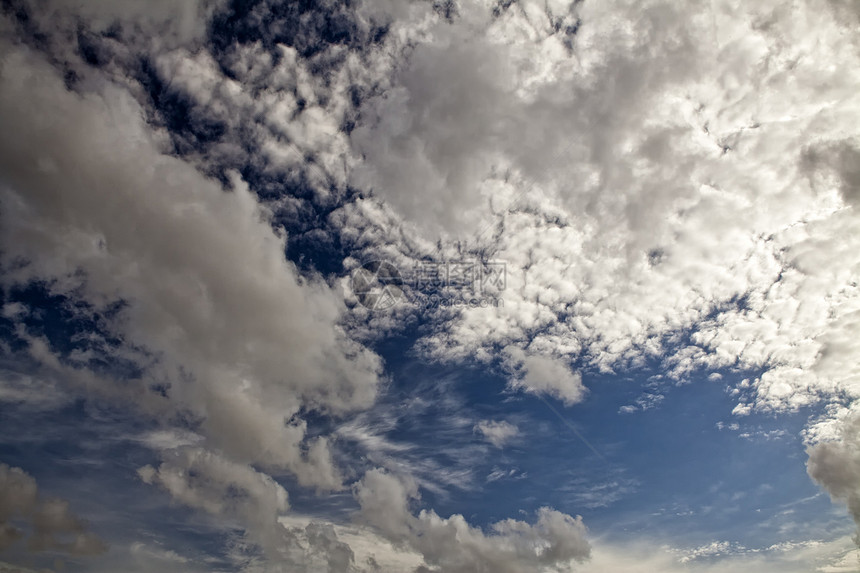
top-left (138, 448), bottom-right (290, 533)
top-left (0, 12), bottom-right (384, 568)
top-left (807, 409), bottom-right (860, 544)
top-left (474, 420), bottom-right (519, 448)
top-left (504, 348), bottom-right (587, 405)
top-left (355, 468), bottom-right (590, 573)
top-left (280, 514), bottom-right (426, 573)
top-left (0, 464), bottom-right (106, 557)
top-left (350, 24), bottom-right (516, 236)
top-left (0, 31), bottom-right (383, 479)
top-left (139, 448), bottom-right (365, 572)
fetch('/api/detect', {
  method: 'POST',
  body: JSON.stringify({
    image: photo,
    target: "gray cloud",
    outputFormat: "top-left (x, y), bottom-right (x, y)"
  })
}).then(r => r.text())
top-left (0, 33), bottom-right (382, 484)
top-left (0, 13), bottom-right (381, 569)
top-left (0, 464), bottom-right (107, 557)
top-left (807, 411), bottom-right (860, 545)
top-left (355, 468), bottom-right (590, 573)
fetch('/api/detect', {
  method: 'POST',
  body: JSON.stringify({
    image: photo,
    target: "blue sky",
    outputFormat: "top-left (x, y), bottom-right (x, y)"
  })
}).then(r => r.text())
top-left (0, 0), bottom-right (859, 572)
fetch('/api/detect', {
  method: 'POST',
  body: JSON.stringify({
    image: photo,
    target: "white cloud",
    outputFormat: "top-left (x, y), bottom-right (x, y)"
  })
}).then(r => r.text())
top-left (137, 448), bottom-right (369, 573)
top-left (0, 564), bottom-right (39, 573)
top-left (7, 0), bottom-right (857, 430)
top-left (251, 519), bottom-right (860, 573)
top-left (559, 472), bottom-right (639, 510)
top-left (354, 468), bottom-right (591, 572)
top-left (504, 348), bottom-right (587, 405)
top-left (619, 392), bottom-right (665, 414)
top-left (136, 429), bottom-right (205, 451)
top-left (485, 467), bottom-right (527, 484)
top-left (335, 374), bottom-right (502, 499)
top-left (338, 2), bottom-right (860, 561)
top-left (341, 5), bottom-right (860, 546)
top-left (279, 513), bottom-right (430, 573)
top-left (474, 419), bottom-right (520, 447)
top-left (577, 536), bottom-right (860, 573)
top-left (345, 0), bottom-right (860, 420)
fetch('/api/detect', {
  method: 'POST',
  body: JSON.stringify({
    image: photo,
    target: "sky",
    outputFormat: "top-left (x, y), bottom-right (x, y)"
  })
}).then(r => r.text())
top-left (0, 0), bottom-right (859, 571)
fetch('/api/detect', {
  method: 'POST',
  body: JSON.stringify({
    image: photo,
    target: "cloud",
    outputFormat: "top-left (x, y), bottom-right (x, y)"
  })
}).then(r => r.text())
top-left (280, 514), bottom-right (426, 573)
top-left (619, 392), bottom-right (665, 414)
top-left (485, 467), bottom-right (527, 484)
top-left (576, 536), bottom-right (860, 573)
top-left (7, 0), bottom-right (855, 430)
top-left (341, 5), bottom-right (860, 545)
top-left (0, 15), bottom-right (386, 568)
top-left (0, 464), bottom-right (107, 557)
top-left (139, 448), bottom-right (363, 572)
top-left (802, 140), bottom-right (860, 207)
top-left (558, 472), bottom-right (639, 510)
top-left (350, 22), bottom-right (516, 237)
top-left (504, 348), bottom-right (587, 405)
top-left (255, 518), bottom-right (860, 573)
top-left (0, 369), bottom-right (70, 412)
top-left (474, 420), bottom-right (520, 448)
top-left (334, 374), bottom-right (500, 499)
top-left (354, 468), bottom-right (591, 573)
top-left (341, 0), bottom-right (860, 555)
top-left (807, 408), bottom-right (860, 544)
top-left (347, 0), bottom-right (860, 422)
top-left (78, 541), bottom-right (217, 573)
top-left (6, 0), bottom-right (226, 47)
top-left (0, 30), bottom-right (384, 482)
top-left (2, 0), bottom-right (860, 570)
top-left (138, 448), bottom-right (290, 533)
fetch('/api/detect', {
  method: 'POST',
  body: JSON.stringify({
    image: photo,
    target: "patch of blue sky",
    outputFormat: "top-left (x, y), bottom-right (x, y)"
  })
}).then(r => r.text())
top-left (0, 383), bottom-right (237, 572)
top-left (305, 335), bottom-right (853, 551)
